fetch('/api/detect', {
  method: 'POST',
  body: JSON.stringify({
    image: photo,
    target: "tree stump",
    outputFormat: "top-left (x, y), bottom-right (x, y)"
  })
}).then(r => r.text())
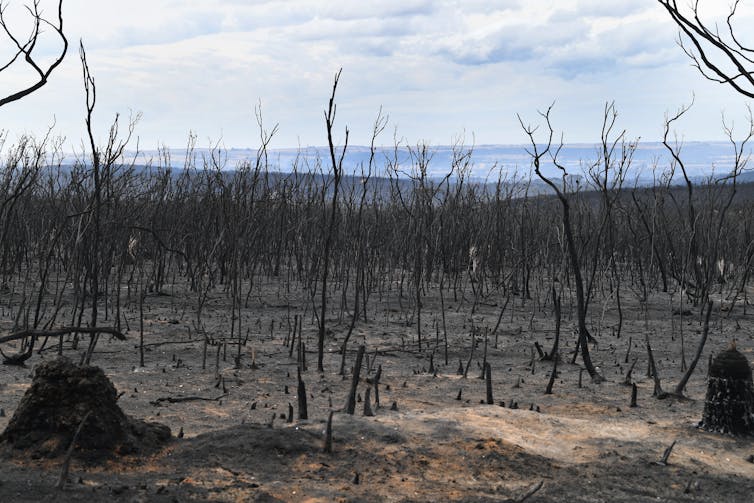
top-left (699, 347), bottom-right (754, 436)
top-left (0, 357), bottom-right (171, 458)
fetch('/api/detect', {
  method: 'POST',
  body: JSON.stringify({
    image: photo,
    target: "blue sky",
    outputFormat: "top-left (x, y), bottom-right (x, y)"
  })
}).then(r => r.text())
top-left (0, 0), bottom-right (752, 151)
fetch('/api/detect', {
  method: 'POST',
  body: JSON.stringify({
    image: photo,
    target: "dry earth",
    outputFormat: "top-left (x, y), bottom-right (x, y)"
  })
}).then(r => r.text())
top-left (0, 276), bottom-right (752, 502)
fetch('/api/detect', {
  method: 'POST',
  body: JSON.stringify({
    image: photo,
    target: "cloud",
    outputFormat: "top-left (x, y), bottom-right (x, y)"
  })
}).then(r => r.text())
top-left (70, 1), bottom-right (677, 74)
top-left (0, 0), bottom-right (748, 151)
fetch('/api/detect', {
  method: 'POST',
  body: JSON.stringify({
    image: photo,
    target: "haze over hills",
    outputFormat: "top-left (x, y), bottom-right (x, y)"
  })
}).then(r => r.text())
top-left (125, 141), bottom-right (753, 186)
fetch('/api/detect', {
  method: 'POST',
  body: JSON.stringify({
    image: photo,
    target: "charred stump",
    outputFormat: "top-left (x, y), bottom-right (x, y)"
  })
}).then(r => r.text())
top-left (0, 357), bottom-right (171, 458)
top-left (699, 347), bottom-right (754, 436)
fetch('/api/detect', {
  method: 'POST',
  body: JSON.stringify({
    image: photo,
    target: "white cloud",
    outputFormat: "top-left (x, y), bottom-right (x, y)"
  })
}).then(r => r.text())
top-left (0, 0), bottom-right (749, 152)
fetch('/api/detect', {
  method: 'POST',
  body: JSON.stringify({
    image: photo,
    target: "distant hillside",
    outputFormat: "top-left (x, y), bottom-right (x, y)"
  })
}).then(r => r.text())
top-left (48, 157), bottom-right (754, 206)
top-left (735, 170), bottom-right (754, 184)
top-left (123, 141), bottom-right (749, 186)
top-left (53, 141), bottom-right (751, 195)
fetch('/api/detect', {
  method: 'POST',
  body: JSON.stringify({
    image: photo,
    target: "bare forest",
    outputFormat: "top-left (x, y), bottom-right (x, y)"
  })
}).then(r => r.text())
top-left (0, 1), bottom-right (753, 502)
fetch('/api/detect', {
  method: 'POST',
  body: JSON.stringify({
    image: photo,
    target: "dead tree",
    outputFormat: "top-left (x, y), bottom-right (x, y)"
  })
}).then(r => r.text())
top-left (339, 108), bottom-right (386, 375)
top-left (345, 345), bottom-right (365, 414)
top-left (674, 301), bottom-right (713, 396)
top-left (585, 103), bottom-right (633, 339)
top-left (518, 106), bottom-right (603, 383)
top-left (0, 1), bottom-right (67, 356)
top-left (78, 42), bottom-right (139, 364)
top-left (0, 0), bottom-right (67, 107)
top-left (658, 0), bottom-right (754, 99)
top-left (658, 0), bottom-right (754, 311)
top-left (661, 101), bottom-right (751, 306)
top-left (317, 68), bottom-right (348, 372)
top-left (386, 141), bottom-right (453, 353)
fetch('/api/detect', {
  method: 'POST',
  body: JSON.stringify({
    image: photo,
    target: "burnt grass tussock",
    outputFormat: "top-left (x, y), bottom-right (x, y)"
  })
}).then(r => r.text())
top-left (0, 357), bottom-right (171, 459)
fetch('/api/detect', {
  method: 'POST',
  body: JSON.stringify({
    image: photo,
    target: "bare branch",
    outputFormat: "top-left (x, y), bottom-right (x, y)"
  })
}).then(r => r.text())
top-left (0, 326), bottom-right (126, 345)
top-left (659, 0), bottom-right (754, 98)
top-left (0, 0), bottom-right (68, 107)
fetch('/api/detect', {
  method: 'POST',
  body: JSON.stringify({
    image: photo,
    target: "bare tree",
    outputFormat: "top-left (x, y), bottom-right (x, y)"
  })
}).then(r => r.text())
top-left (79, 41), bottom-right (140, 364)
top-left (659, 0), bottom-right (754, 98)
top-left (0, 0), bottom-right (67, 107)
top-left (518, 105), bottom-right (603, 383)
top-left (339, 107), bottom-right (386, 375)
top-left (317, 68), bottom-right (348, 372)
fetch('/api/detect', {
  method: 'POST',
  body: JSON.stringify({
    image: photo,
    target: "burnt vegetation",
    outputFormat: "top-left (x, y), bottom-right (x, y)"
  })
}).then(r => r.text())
top-left (0, 1), bottom-right (753, 500)
top-left (0, 87), bottom-right (751, 388)
top-left (1, 82), bottom-right (753, 498)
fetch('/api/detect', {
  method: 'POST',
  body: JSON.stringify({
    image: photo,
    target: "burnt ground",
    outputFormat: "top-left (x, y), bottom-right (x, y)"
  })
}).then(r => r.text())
top-left (0, 275), bottom-right (752, 502)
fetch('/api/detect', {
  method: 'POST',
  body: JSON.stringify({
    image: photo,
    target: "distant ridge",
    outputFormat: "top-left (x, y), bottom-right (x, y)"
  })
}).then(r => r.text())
top-left (50, 157), bottom-right (754, 201)
top-left (112, 141), bottom-right (749, 185)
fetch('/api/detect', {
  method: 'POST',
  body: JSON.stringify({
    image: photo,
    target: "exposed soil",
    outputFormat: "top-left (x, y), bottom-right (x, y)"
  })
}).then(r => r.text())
top-left (0, 276), bottom-right (752, 502)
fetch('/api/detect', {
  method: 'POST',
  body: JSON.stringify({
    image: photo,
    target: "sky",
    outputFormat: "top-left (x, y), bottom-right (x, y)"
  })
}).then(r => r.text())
top-left (0, 0), bottom-right (752, 153)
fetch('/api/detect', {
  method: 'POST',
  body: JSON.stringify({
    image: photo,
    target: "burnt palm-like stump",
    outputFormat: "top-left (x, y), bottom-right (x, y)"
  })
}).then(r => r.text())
top-left (699, 346), bottom-right (754, 436)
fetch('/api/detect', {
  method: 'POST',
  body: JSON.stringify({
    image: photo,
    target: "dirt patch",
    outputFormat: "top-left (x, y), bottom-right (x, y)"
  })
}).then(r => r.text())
top-left (0, 410), bottom-right (752, 502)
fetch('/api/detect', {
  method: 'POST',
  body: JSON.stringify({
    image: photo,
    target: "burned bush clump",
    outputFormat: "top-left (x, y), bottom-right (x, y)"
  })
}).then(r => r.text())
top-left (0, 357), bottom-right (171, 459)
top-left (699, 347), bottom-right (754, 436)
